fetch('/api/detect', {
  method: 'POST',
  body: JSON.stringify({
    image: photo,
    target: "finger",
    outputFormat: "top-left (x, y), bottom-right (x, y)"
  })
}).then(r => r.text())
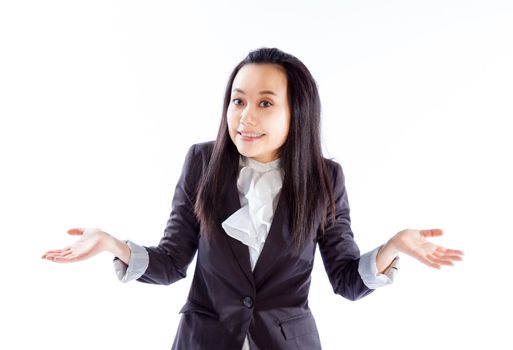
top-left (420, 229), bottom-right (443, 238)
top-left (41, 248), bottom-right (68, 256)
top-left (433, 250), bottom-right (463, 261)
top-left (43, 247), bottom-right (72, 256)
top-left (67, 228), bottom-right (85, 236)
top-left (432, 251), bottom-right (463, 261)
top-left (42, 254), bottom-right (64, 261)
top-left (52, 254), bottom-right (79, 263)
top-left (435, 247), bottom-right (465, 257)
top-left (59, 250), bottom-right (74, 258)
top-left (49, 256), bottom-right (71, 263)
top-left (443, 248), bottom-right (465, 256)
top-left (42, 247), bottom-right (71, 258)
top-left (427, 254), bottom-right (454, 266)
top-left (43, 250), bottom-right (73, 260)
top-left (415, 254), bottom-right (441, 269)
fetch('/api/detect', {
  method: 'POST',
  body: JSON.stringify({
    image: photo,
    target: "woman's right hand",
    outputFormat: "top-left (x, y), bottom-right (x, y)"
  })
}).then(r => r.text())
top-left (41, 228), bottom-right (112, 263)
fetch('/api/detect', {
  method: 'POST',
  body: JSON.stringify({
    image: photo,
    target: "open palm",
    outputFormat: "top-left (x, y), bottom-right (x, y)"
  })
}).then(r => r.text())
top-left (41, 228), bottom-right (107, 263)
top-left (392, 229), bottom-right (464, 269)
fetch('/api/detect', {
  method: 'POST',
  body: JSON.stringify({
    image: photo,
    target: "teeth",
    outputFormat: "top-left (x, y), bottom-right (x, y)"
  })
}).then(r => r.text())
top-left (240, 132), bottom-right (264, 137)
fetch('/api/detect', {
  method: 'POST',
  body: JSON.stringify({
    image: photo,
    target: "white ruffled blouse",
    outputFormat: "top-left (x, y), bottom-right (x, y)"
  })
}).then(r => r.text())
top-left (221, 156), bottom-right (284, 270)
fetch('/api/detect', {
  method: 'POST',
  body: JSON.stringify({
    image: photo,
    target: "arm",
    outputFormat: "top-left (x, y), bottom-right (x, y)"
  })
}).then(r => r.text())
top-left (135, 144), bottom-right (202, 285)
top-left (42, 144), bottom-right (204, 286)
top-left (317, 162), bottom-right (373, 301)
top-left (108, 236), bottom-right (131, 264)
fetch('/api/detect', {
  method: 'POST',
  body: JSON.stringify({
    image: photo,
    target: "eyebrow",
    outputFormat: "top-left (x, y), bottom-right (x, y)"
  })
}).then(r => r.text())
top-left (231, 88), bottom-right (278, 96)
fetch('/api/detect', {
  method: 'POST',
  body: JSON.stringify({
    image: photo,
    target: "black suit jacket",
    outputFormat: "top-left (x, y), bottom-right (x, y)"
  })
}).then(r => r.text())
top-left (136, 141), bottom-right (373, 349)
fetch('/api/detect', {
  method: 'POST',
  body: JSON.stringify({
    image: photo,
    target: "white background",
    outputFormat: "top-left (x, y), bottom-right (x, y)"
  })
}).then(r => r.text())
top-left (1, 1), bottom-right (512, 349)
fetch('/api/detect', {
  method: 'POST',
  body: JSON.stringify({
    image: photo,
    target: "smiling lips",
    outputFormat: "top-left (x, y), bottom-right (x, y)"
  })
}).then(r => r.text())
top-left (238, 131), bottom-right (265, 141)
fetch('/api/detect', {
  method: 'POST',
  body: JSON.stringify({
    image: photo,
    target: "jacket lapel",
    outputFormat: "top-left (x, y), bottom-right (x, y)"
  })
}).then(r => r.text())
top-left (252, 189), bottom-right (291, 288)
top-left (220, 173), bottom-right (255, 288)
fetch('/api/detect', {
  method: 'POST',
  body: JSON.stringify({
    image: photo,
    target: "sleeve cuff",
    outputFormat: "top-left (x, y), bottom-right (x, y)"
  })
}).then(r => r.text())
top-left (358, 245), bottom-right (400, 289)
top-left (112, 240), bottom-right (149, 283)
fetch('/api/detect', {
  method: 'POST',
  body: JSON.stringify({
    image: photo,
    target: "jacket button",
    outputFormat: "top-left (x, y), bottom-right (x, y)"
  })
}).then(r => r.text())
top-left (242, 296), bottom-right (253, 308)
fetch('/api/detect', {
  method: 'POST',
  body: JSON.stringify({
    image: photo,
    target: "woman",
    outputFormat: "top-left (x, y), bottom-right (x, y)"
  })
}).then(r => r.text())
top-left (42, 47), bottom-right (463, 349)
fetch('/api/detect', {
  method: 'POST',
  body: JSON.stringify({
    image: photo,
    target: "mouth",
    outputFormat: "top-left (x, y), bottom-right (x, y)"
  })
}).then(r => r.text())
top-left (237, 131), bottom-right (265, 140)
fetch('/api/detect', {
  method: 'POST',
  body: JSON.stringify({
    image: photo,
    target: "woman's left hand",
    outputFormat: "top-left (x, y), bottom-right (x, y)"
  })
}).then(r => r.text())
top-left (387, 229), bottom-right (464, 269)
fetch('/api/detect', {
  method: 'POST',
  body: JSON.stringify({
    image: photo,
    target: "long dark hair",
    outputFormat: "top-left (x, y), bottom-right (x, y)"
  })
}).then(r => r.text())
top-left (194, 47), bottom-right (336, 252)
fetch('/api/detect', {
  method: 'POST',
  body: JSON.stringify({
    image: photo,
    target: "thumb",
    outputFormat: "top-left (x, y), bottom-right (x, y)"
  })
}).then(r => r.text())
top-left (67, 228), bottom-right (85, 236)
top-left (420, 228), bottom-right (444, 238)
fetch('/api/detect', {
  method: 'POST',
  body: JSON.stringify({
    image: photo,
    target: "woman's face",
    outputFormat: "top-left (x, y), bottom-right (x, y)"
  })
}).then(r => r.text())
top-left (227, 63), bottom-right (291, 163)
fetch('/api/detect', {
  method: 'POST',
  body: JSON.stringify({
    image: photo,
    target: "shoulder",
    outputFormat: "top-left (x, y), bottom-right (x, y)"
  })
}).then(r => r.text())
top-left (321, 157), bottom-right (349, 199)
top-left (183, 141), bottom-right (215, 167)
top-left (187, 140), bottom-right (215, 158)
top-left (177, 141), bottom-right (216, 183)
top-left (190, 140), bottom-right (215, 154)
top-left (322, 156), bottom-right (345, 181)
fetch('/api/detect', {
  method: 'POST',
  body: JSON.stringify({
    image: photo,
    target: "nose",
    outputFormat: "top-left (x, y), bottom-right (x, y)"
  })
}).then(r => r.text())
top-left (240, 106), bottom-right (256, 126)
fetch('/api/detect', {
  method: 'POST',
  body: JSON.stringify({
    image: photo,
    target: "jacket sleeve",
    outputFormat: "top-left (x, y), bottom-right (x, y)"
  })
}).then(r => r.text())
top-left (113, 240), bottom-right (149, 282)
top-left (358, 245), bottom-right (400, 289)
top-left (136, 144), bottom-right (202, 285)
top-left (317, 161), bottom-right (374, 301)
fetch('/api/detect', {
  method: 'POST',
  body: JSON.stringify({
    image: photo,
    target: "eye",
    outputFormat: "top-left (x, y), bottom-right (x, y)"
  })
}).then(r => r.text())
top-left (232, 98), bottom-right (243, 105)
top-left (260, 100), bottom-right (272, 108)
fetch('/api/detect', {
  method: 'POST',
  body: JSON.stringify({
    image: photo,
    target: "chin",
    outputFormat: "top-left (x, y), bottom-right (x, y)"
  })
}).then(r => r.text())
top-left (235, 148), bottom-right (255, 158)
